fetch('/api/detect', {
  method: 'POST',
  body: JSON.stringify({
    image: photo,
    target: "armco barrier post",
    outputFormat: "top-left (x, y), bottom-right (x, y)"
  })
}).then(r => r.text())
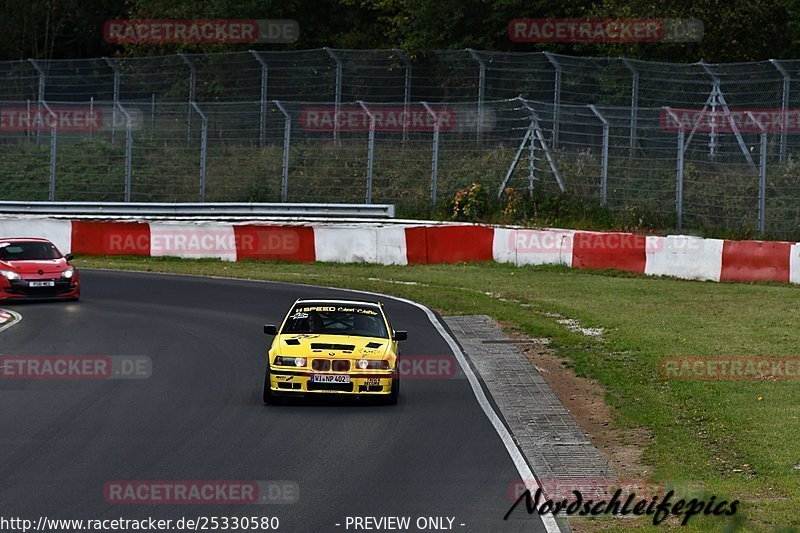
top-left (104, 57), bottom-right (121, 145)
top-left (543, 52), bottom-right (561, 149)
top-left (190, 102), bottom-right (208, 202)
top-left (40, 101), bottom-right (58, 201)
top-left (466, 49), bottom-right (485, 143)
top-left (179, 53), bottom-right (196, 147)
top-left (589, 105), bottom-right (609, 207)
top-left (394, 49), bottom-right (412, 144)
top-left (770, 59), bottom-right (790, 163)
top-left (747, 111), bottom-right (768, 236)
top-left (324, 48), bottom-right (342, 144)
top-left (274, 101), bottom-right (291, 202)
top-left (621, 58), bottom-right (639, 157)
top-left (421, 102), bottom-right (440, 207)
top-left (28, 59), bottom-right (45, 146)
top-left (251, 50), bottom-right (269, 148)
top-left (358, 101), bottom-right (375, 204)
top-left (115, 102), bottom-right (134, 202)
top-left (666, 107), bottom-right (685, 232)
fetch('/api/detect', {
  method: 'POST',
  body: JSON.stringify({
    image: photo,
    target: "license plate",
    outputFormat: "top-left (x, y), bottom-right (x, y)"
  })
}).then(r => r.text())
top-left (312, 374), bottom-right (350, 384)
top-left (29, 281), bottom-right (55, 287)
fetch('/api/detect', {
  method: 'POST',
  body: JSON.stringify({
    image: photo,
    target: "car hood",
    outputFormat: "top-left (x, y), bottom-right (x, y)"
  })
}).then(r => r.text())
top-left (0, 258), bottom-right (68, 274)
top-left (274, 334), bottom-right (391, 358)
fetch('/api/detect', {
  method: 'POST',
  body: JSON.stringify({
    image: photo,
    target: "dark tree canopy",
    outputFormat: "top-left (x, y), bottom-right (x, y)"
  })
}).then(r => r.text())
top-left (1, 0), bottom-right (797, 62)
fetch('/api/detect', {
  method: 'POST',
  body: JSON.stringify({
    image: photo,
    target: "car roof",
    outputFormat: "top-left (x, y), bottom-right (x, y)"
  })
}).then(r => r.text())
top-left (0, 238), bottom-right (52, 243)
top-left (294, 298), bottom-right (382, 308)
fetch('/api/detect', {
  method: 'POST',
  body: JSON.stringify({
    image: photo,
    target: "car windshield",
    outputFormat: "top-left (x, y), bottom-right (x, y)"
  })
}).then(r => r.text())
top-left (0, 241), bottom-right (62, 261)
top-left (282, 303), bottom-right (388, 338)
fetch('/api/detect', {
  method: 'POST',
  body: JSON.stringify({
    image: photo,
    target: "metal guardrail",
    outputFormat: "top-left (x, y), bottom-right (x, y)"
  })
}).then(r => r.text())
top-left (0, 202), bottom-right (395, 218)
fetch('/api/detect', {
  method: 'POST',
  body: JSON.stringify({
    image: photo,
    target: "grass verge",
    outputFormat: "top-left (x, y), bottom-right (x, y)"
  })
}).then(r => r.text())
top-left (75, 255), bottom-right (800, 532)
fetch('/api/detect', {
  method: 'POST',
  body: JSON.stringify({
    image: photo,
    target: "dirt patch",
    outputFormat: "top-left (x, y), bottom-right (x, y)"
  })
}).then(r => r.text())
top-left (500, 323), bottom-right (655, 531)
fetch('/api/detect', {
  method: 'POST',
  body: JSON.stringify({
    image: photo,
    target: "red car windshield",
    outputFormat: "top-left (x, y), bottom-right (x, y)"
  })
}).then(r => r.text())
top-left (0, 241), bottom-right (62, 261)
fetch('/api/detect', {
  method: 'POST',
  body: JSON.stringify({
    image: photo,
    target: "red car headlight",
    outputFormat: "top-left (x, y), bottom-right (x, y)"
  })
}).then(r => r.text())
top-left (0, 270), bottom-right (20, 281)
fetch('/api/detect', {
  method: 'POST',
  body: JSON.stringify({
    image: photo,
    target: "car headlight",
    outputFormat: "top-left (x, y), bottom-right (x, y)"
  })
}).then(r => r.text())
top-left (61, 267), bottom-right (74, 279)
top-left (274, 356), bottom-right (306, 367)
top-left (357, 359), bottom-right (390, 370)
top-left (0, 270), bottom-right (20, 280)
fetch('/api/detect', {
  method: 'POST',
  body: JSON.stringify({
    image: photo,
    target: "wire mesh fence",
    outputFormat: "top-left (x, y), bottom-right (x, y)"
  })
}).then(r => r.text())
top-left (3, 49), bottom-right (800, 238)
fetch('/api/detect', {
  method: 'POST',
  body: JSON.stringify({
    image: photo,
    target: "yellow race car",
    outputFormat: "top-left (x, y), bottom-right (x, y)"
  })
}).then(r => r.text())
top-left (261, 299), bottom-right (407, 404)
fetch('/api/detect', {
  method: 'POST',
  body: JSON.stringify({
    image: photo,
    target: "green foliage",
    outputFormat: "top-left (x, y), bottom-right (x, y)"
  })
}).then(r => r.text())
top-left (8, 0), bottom-right (800, 62)
top-left (451, 182), bottom-right (489, 221)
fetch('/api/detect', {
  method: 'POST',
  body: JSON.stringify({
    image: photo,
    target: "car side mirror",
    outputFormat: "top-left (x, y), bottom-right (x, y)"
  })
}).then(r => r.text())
top-left (64, 253), bottom-right (75, 261)
top-left (394, 330), bottom-right (408, 341)
top-left (263, 324), bottom-right (278, 335)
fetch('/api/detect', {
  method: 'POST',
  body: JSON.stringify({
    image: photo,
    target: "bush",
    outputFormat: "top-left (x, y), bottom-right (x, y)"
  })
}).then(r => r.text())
top-left (451, 182), bottom-right (489, 221)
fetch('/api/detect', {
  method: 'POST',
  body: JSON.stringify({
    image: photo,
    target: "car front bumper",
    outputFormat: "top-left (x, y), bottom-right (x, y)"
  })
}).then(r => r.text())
top-left (0, 278), bottom-right (80, 301)
top-left (269, 369), bottom-right (395, 396)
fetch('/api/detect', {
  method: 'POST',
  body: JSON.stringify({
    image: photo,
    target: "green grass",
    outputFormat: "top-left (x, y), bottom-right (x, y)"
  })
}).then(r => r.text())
top-left (73, 255), bottom-right (800, 532)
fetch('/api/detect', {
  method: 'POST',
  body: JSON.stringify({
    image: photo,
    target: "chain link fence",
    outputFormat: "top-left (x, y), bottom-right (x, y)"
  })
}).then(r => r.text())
top-left (2, 49), bottom-right (800, 237)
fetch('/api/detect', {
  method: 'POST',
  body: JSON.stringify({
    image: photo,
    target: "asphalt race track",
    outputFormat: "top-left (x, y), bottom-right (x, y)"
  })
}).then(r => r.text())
top-left (0, 270), bottom-right (548, 533)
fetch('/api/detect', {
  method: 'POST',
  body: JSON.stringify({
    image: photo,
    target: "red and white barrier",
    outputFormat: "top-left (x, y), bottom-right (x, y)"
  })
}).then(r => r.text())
top-left (6, 217), bottom-right (800, 285)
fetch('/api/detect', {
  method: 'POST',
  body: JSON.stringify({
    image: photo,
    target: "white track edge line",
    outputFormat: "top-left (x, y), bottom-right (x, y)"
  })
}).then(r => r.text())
top-left (84, 267), bottom-right (561, 532)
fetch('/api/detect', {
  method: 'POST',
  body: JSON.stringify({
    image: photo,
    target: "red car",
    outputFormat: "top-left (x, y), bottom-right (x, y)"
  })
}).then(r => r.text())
top-left (0, 238), bottom-right (80, 301)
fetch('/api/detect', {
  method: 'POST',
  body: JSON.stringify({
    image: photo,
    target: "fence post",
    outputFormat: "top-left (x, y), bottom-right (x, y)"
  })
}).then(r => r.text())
top-left (179, 53), bottom-right (196, 147)
top-left (26, 99), bottom-right (31, 143)
top-left (103, 57), bottom-right (120, 145)
top-left (394, 49), bottom-right (412, 144)
top-left (324, 48), bottom-right (342, 144)
top-left (621, 57), bottom-right (639, 157)
top-left (589, 105), bottom-right (609, 207)
top-left (421, 102), bottom-right (440, 207)
top-left (747, 111), bottom-right (768, 236)
top-left (40, 101), bottom-right (58, 201)
top-left (114, 102), bottom-right (134, 202)
top-left (274, 100), bottom-right (291, 202)
top-left (770, 59), bottom-right (790, 163)
top-left (251, 50), bottom-right (269, 148)
top-left (190, 102), bottom-right (208, 202)
top-left (89, 97), bottom-right (94, 141)
top-left (28, 59), bottom-right (45, 146)
top-left (466, 49), bottom-right (485, 143)
top-left (543, 52), bottom-right (561, 148)
top-left (666, 107), bottom-right (685, 232)
top-left (357, 101), bottom-right (375, 204)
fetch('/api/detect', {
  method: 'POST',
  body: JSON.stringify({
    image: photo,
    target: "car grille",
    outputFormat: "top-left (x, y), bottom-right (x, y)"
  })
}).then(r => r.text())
top-left (7, 279), bottom-right (73, 296)
top-left (312, 359), bottom-right (330, 371)
top-left (312, 359), bottom-right (351, 372)
top-left (331, 360), bottom-right (350, 372)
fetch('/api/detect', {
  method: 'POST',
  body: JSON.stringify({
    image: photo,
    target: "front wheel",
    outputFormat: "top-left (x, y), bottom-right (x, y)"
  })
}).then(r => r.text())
top-left (262, 364), bottom-right (278, 405)
top-left (386, 374), bottom-right (400, 405)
